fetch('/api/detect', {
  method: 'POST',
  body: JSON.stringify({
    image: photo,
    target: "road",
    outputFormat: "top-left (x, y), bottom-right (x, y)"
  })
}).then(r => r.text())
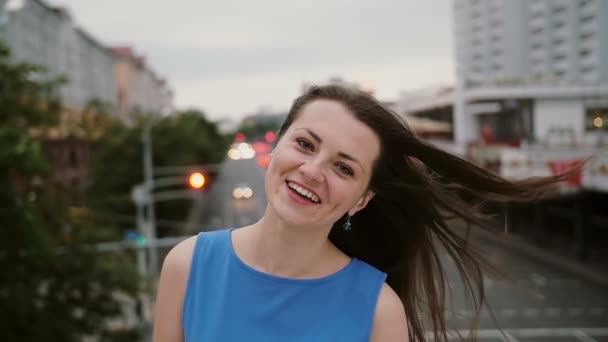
top-left (187, 157), bottom-right (608, 341)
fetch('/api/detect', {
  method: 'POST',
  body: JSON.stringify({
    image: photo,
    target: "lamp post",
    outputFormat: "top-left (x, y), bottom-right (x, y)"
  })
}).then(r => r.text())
top-left (142, 125), bottom-right (159, 277)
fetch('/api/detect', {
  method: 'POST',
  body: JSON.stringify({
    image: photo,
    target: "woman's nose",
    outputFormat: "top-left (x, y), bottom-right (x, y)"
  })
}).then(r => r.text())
top-left (300, 160), bottom-right (325, 183)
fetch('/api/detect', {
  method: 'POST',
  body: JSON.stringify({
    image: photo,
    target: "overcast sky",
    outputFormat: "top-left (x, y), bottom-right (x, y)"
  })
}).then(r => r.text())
top-left (49, 0), bottom-right (455, 121)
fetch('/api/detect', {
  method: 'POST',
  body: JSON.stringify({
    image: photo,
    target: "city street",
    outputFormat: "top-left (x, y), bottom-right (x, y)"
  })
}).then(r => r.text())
top-left (188, 157), bottom-right (608, 341)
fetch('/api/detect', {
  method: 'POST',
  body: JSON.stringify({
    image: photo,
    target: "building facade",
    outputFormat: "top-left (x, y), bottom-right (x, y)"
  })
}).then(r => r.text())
top-left (0, 0), bottom-right (172, 116)
top-left (403, 0), bottom-right (608, 148)
top-left (113, 46), bottom-right (173, 116)
top-left (454, 0), bottom-right (608, 88)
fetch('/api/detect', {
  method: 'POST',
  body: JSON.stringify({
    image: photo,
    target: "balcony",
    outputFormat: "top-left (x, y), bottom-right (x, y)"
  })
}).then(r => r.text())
top-left (580, 69), bottom-right (599, 83)
top-left (529, 16), bottom-right (546, 32)
top-left (552, 26), bottom-right (569, 43)
top-left (551, 58), bottom-right (569, 74)
top-left (579, 53), bottom-right (597, 70)
top-left (489, 26), bottom-right (504, 40)
top-left (530, 49), bottom-right (546, 63)
top-left (551, 0), bottom-right (569, 13)
top-left (529, 0), bottom-right (546, 17)
top-left (578, 0), bottom-right (597, 18)
top-left (579, 19), bottom-right (598, 37)
top-left (578, 33), bottom-right (597, 51)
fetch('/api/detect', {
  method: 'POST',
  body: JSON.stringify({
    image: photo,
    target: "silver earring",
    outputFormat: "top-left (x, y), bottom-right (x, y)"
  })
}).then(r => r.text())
top-left (343, 215), bottom-right (352, 231)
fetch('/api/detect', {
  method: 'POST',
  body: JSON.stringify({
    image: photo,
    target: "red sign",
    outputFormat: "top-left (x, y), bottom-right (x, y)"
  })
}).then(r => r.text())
top-left (547, 160), bottom-right (583, 186)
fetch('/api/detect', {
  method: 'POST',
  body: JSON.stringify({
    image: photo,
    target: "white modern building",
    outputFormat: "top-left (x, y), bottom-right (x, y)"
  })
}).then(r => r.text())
top-left (402, 0), bottom-right (608, 150)
top-left (0, 0), bottom-right (172, 116)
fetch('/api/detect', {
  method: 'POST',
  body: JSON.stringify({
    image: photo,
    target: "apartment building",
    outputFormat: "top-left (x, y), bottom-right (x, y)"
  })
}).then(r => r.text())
top-left (403, 0), bottom-right (608, 148)
top-left (0, 0), bottom-right (173, 116)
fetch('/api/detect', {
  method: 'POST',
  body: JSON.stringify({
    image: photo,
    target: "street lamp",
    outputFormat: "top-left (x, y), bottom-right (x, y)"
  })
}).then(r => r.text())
top-left (188, 172), bottom-right (206, 189)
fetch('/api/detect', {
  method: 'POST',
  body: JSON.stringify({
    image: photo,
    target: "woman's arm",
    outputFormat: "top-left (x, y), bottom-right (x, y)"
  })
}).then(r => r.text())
top-left (370, 283), bottom-right (409, 342)
top-left (152, 236), bottom-right (197, 342)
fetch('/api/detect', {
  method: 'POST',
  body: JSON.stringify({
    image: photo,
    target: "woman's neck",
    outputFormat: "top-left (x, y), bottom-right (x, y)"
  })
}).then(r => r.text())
top-left (234, 206), bottom-right (347, 279)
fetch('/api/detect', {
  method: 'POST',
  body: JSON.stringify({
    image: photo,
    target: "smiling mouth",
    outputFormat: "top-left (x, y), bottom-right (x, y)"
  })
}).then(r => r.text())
top-left (286, 181), bottom-right (321, 203)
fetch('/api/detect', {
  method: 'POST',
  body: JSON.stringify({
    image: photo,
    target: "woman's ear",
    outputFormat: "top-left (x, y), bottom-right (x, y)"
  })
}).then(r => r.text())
top-left (349, 191), bottom-right (375, 216)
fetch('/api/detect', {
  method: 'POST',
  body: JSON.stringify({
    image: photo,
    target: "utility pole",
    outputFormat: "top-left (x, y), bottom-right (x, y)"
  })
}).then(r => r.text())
top-left (142, 125), bottom-right (159, 277)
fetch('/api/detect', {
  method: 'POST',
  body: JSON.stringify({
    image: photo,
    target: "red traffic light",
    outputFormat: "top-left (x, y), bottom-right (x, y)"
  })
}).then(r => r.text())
top-left (188, 172), bottom-right (206, 189)
top-left (235, 132), bottom-right (246, 142)
top-left (264, 131), bottom-right (277, 143)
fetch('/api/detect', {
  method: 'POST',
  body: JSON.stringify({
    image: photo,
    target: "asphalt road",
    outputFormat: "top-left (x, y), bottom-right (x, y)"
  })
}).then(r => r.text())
top-left (188, 157), bottom-right (608, 341)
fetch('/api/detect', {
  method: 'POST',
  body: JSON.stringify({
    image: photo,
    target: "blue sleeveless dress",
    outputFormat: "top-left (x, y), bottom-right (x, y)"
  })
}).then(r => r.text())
top-left (182, 229), bottom-right (387, 341)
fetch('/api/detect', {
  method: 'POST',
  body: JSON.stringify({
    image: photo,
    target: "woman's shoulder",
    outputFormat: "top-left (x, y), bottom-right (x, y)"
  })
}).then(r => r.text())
top-left (161, 229), bottom-right (229, 277)
top-left (350, 258), bottom-right (387, 280)
top-left (370, 283), bottom-right (409, 341)
top-left (161, 235), bottom-right (199, 279)
top-left (153, 235), bottom-right (200, 341)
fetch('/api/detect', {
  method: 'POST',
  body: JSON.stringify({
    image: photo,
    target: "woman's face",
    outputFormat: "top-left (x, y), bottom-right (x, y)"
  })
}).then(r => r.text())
top-left (265, 99), bottom-right (380, 230)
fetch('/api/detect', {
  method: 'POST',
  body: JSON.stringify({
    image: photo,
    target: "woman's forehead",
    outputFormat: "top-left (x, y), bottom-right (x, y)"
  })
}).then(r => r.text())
top-left (290, 100), bottom-right (380, 164)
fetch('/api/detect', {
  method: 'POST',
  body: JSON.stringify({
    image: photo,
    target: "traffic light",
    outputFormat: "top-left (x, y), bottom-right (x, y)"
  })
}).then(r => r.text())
top-left (264, 131), bottom-right (277, 143)
top-left (125, 230), bottom-right (146, 247)
top-left (188, 172), bottom-right (206, 189)
top-left (235, 132), bottom-right (246, 142)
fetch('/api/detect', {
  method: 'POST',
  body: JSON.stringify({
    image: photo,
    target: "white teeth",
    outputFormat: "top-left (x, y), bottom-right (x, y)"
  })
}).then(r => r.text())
top-left (287, 182), bottom-right (320, 203)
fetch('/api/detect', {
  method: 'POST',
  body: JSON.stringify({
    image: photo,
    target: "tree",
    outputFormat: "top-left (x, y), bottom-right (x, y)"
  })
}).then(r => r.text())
top-left (234, 115), bottom-right (283, 143)
top-left (87, 109), bottom-right (230, 238)
top-left (0, 40), bottom-right (142, 341)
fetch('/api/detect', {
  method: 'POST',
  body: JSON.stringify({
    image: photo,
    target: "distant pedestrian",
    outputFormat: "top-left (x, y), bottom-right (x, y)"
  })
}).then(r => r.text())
top-left (153, 85), bottom-right (575, 341)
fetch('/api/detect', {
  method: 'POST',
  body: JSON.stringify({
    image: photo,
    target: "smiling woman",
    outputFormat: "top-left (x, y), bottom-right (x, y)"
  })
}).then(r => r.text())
top-left (153, 85), bottom-right (577, 342)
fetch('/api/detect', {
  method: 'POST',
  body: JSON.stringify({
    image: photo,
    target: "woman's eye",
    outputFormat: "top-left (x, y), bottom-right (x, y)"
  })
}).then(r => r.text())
top-left (336, 164), bottom-right (354, 176)
top-left (296, 138), bottom-right (313, 151)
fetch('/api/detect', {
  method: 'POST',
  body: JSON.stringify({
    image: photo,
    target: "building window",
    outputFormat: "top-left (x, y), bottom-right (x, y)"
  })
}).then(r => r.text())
top-left (68, 149), bottom-right (78, 169)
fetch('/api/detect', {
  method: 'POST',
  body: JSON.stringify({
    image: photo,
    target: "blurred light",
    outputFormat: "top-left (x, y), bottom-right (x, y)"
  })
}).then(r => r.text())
top-left (235, 132), bottom-right (246, 142)
top-left (233, 186), bottom-right (253, 199)
top-left (228, 148), bottom-right (241, 160)
top-left (6, 0), bottom-right (25, 12)
top-left (265, 131), bottom-right (277, 143)
top-left (241, 187), bottom-right (253, 198)
top-left (256, 154), bottom-right (271, 169)
top-left (188, 172), bottom-right (206, 189)
top-left (252, 142), bottom-right (272, 154)
top-left (125, 230), bottom-right (146, 247)
top-left (135, 235), bottom-right (146, 247)
top-left (237, 143), bottom-right (255, 159)
top-left (593, 116), bottom-right (603, 128)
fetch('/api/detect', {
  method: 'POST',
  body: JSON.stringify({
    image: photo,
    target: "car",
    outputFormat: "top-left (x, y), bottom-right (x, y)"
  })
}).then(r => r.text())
top-left (232, 183), bottom-right (253, 199)
top-left (227, 143), bottom-right (256, 160)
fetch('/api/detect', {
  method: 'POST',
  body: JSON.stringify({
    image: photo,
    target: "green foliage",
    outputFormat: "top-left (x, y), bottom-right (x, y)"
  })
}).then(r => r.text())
top-left (0, 41), bottom-right (64, 130)
top-left (152, 109), bottom-right (230, 166)
top-left (0, 40), bottom-right (142, 341)
top-left (235, 117), bottom-right (282, 142)
top-left (88, 109), bottom-right (230, 237)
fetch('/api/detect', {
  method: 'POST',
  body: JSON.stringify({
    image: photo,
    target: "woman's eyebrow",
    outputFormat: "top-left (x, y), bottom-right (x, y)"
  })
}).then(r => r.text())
top-left (295, 128), bottom-right (361, 167)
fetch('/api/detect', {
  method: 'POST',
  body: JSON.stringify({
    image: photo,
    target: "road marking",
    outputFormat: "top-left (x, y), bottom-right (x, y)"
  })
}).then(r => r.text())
top-left (431, 328), bottom-right (608, 340)
top-left (590, 307), bottom-right (605, 316)
top-left (501, 308), bottom-right (518, 318)
top-left (568, 308), bottom-right (585, 317)
top-left (522, 308), bottom-right (538, 318)
top-left (530, 273), bottom-right (547, 287)
top-left (544, 308), bottom-right (561, 317)
top-left (574, 329), bottom-right (598, 342)
top-left (451, 307), bottom-right (608, 320)
top-left (503, 331), bottom-right (519, 342)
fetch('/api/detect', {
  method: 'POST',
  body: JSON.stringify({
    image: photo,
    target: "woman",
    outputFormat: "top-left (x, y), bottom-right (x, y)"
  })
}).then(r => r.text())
top-left (153, 85), bottom-right (572, 341)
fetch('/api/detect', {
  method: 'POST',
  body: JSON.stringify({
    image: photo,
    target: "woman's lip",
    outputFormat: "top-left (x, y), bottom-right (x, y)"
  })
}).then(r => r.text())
top-left (286, 183), bottom-right (319, 205)
top-left (285, 180), bottom-right (321, 201)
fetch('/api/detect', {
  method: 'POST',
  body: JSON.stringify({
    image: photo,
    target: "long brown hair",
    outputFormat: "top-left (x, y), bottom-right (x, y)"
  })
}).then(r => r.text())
top-left (278, 85), bottom-right (577, 341)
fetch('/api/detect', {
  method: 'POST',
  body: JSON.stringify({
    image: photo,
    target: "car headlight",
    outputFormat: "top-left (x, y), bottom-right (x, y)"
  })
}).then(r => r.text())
top-left (232, 187), bottom-right (253, 199)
